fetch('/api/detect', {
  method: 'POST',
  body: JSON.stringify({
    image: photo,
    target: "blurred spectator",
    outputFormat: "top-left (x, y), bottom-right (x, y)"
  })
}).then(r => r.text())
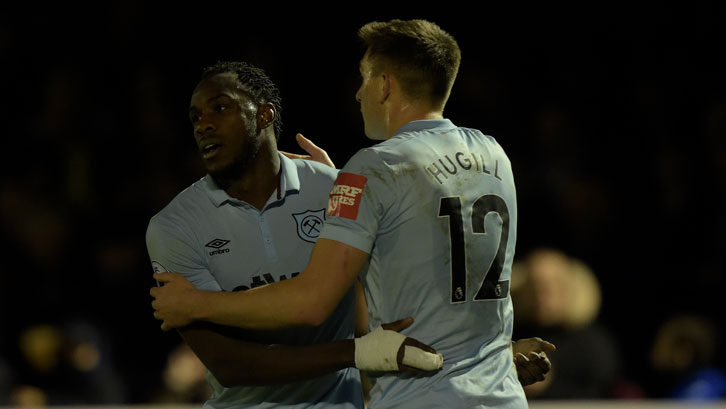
top-left (149, 342), bottom-right (210, 404)
top-left (511, 248), bottom-right (632, 399)
top-left (9, 321), bottom-right (126, 405)
top-left (649, 314), bottom-right (726, 400)
top-left (10, 385), bottom-right (47, 407)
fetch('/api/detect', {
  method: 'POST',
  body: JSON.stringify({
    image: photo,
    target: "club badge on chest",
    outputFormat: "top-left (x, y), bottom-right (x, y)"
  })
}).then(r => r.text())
top-left (292, 209), bottom-right (326, 243)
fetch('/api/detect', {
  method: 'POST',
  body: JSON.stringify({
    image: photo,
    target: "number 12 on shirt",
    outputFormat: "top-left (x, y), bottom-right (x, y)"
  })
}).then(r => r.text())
top-left (438, 195), bottom-right (511, 304)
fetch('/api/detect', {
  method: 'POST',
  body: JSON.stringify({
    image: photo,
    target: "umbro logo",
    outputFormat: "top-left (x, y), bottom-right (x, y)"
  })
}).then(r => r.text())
top-left (206, 239), bottom-right (230, 256)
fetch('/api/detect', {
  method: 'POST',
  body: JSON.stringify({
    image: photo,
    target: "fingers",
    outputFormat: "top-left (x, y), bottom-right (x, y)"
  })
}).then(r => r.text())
top-left (153, 272), bottom-right (173, 283)
top-left (398, 342), bottom-right (443, 372)
top-left (515, 352), bottom-right (544, 385)
top-left (402, 336), bottom-right (436, 355)
top-left (280, 151), bottom-right (309, 160)
top-left (515, 351), bottom-right (550, 386)
top-left (296, 133), bottom-right (335, 168)
top-left (153, 309), bottom-right (173, 332)
top-left (540, 340), bottom-right (556, 353)
top-left (513, 337), bottom-right (556, 356)
top-left (149, 284), bottom-right (167, 298)
top-left (152, 307), bottom-right (169, 331)
top-left (527, 351), bottom-right (552, 373)
top-left (515, 353), bottom-right (531, 385)
top-left (295, 133), bottom-right (318, 153)
top-left (381, 317), bottom-right (414, 332)
top-left (526, 337), bottom-right (556, 353)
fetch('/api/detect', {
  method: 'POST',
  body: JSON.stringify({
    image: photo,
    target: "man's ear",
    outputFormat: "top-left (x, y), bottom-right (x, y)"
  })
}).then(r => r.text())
top-left (257, 103), bottom-right (276, 130)
top-left (381, 73), bottom-right (391, 103)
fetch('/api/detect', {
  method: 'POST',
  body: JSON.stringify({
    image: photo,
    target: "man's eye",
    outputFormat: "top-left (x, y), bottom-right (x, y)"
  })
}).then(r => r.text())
top-left (190, 115), bottom-right (201, 123)
top-left (215, 104), bottom-right (227, 112)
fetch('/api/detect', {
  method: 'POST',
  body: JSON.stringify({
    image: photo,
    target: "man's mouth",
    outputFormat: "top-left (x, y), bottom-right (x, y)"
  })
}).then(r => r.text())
top-left (202, 143), bottom-right (221, 159)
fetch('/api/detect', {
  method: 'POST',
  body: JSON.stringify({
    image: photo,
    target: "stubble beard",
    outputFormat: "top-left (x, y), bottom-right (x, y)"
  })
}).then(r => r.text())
top-left (209, 122), bottom-right (261, 189)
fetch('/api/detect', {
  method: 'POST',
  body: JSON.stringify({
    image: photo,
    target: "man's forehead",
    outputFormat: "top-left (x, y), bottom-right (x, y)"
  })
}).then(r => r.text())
top-left (360, 51), bottom-right (380, 74)
top-left (191, 73), bottom-right (249, 104)
top-left (360, 52), bottom-right (371, 68)
top-left (195, 73), bottom-right (241, 93)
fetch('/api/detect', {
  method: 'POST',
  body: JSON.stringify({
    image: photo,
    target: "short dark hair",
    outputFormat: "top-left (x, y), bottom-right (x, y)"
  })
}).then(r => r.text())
top-left (358, 19), bottom-right (461, 110)
top-left (202, 61), bottom-right (283, 140)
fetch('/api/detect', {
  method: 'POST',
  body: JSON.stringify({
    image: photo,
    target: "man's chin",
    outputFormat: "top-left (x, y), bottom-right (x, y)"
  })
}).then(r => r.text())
top-left (207, 157), bottom-right (253, 188)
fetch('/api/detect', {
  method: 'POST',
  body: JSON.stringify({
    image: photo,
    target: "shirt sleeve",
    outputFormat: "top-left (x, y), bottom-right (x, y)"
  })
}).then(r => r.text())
top-left (318, 149), bottom-right (395, 254)
top-left (145, 216), bottom-right (222, 291)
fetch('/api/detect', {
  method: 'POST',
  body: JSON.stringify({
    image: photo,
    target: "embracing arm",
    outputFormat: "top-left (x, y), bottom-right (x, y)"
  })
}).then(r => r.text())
top-left (153, 238), bottom-right (367, 330)
top-left (180, 323), bottom-right (353, 387)
top-left (180, 315), bottom-right (430, 387)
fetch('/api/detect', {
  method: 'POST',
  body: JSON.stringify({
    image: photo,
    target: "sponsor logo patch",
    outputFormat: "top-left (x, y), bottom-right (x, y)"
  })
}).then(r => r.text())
top-left (293, 209), bottom-right (326, 243)
top-left (205, 239), bottom-right (230, 256)
top-left (328, 172), bottom-right (367, 220)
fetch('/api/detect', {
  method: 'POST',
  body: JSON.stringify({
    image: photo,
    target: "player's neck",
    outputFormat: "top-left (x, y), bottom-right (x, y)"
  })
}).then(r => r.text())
top-left (385, 103), bottom-right (443, 139)
top-left (225, 142), bottom-right (281, 211)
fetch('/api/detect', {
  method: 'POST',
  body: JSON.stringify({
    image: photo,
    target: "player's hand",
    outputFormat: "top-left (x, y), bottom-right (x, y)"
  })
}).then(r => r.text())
top-left (355, 317), bottom-right (443, 373)
top-left (150, 272), bottom-right (198, 331)
top-left (512, 337), bottom-right (556, 386)
top-left (280, 133), bottom-right (335, 168)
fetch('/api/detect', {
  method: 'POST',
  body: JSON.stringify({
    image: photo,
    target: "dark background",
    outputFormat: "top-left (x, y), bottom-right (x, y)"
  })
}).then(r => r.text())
top-left (1, 3), bottom-right (724, 403)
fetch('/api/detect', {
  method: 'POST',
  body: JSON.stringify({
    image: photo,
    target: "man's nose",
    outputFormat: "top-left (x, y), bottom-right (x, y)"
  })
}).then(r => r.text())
top-left (195, 119), bottom-right (216, 139)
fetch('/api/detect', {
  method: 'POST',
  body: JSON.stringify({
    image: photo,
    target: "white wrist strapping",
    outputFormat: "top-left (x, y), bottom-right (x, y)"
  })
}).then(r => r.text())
top-left (354, 326), bottom-right (444, 371)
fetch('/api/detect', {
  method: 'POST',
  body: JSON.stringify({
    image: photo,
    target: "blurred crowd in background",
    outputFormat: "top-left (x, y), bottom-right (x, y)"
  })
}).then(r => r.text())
top-left (0, 4), bottom-right (724, 406)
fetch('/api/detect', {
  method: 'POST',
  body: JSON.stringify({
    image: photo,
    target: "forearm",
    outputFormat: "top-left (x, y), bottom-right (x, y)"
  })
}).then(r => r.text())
top-left (180, 323), bottom-right (355, 387)
top-left (190, 276), bottom-right (329, 329)
top-left (354, 279), bottom-right (370, 337)
top-left (189, 239), bottom-right (367, 330)
top-left (247, 341), bottom-right (355, 385)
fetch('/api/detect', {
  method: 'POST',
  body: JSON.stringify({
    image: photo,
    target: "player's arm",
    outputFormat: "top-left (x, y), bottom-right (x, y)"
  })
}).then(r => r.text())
top-left (178, 323), bottom-right (354, 387)
top-left (182, 316), bottom-right (440, 387)
top-left (152, 238), bottom-right (365, 330)
top-left (179, 315), bottom-right (433, 387)
top-left (352, 278), bottom-right (373, 401)
top-left (146, 221), bottom-right (351, 385)
top-left (354, 279), bottom-right (370, 337)
top-left (150, 240), bottom-right (449, 376)
top-left (147, 221), bottom-right (438, 384)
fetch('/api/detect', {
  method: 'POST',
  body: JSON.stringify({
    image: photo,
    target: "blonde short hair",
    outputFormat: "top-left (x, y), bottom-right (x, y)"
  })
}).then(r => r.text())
top-left (359, 19), bottom-right (461, 110)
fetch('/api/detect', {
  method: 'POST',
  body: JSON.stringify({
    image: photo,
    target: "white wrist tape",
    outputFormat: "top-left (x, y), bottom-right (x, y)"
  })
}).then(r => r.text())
top-left (355, 326), bottom-right (405, 371)
top-left (354, 326), bottom-right (444, 371)
top-left (402, 345), bottom-right (444, 371)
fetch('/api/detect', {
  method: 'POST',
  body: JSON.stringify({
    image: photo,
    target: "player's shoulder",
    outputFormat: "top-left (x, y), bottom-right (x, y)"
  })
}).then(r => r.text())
top-left (458, 125), bottom-right (500, 144)
top-left (148, 177), bottom-right (208, 228)
top-left (291, 158), bottom-right (339, 183)
top-left (340, 146), bottom-right (390, 175)
top-left (453, 125), bottom-right (511, 161)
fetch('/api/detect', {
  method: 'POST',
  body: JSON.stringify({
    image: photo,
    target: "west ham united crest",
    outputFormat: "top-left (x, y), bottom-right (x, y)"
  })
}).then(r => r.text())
top-left (293, 209), bottom-right (326, 243)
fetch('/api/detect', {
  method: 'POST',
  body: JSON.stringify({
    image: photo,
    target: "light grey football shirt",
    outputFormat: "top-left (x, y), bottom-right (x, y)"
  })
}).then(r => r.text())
top-left (146, 153), bottom-right (362, 409)
top-left (320, 119), bottom-right (527, 409)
